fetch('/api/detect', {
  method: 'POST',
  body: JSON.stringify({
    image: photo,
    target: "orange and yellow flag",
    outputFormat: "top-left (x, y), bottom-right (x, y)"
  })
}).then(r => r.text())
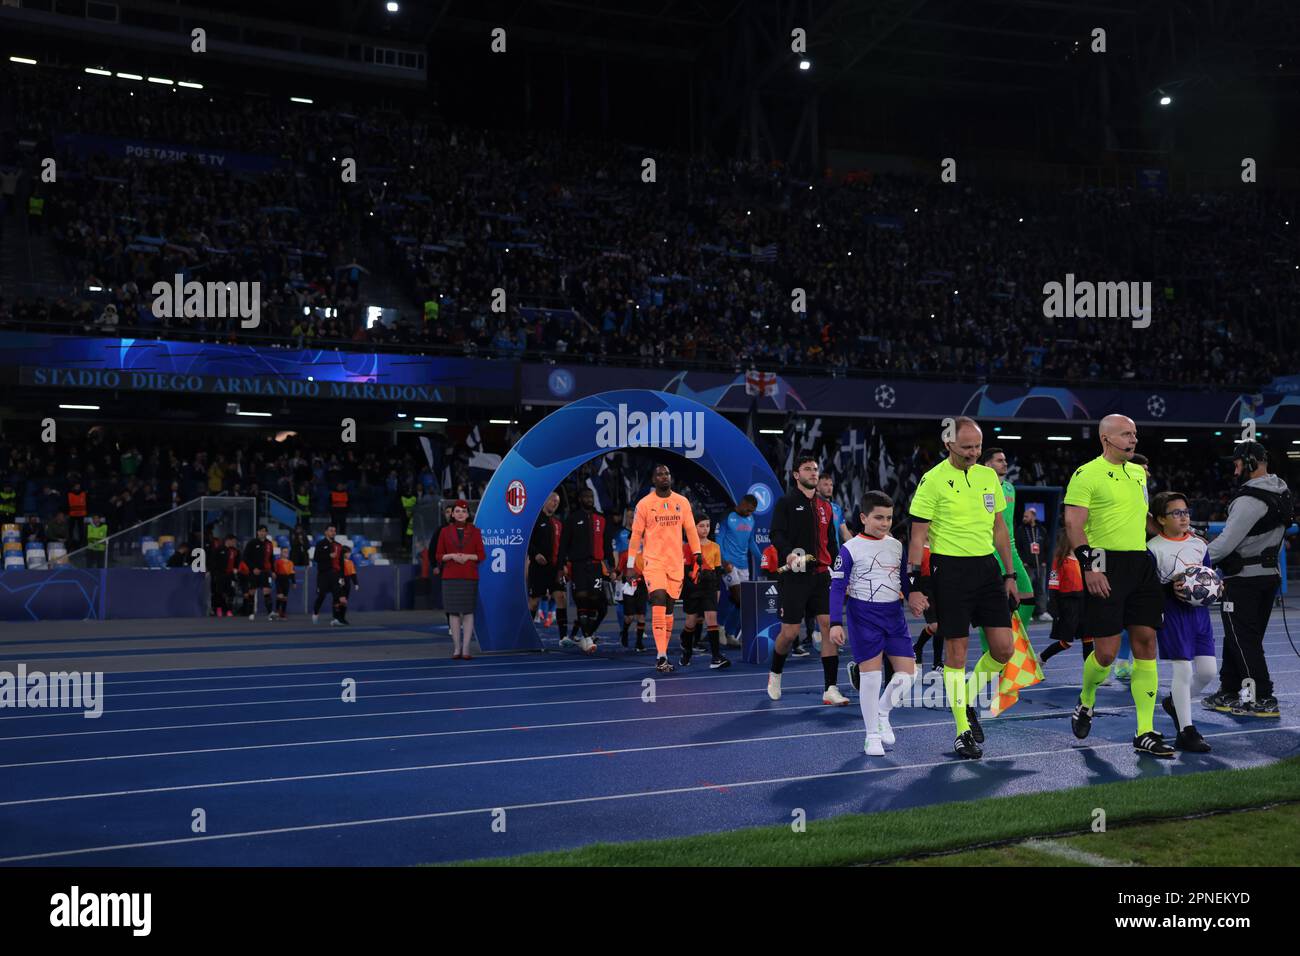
top-left (989, 614), bottom-right (1044, 715)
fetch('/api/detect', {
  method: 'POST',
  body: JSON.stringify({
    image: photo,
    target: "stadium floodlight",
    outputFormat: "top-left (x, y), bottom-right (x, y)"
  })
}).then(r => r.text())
top-left (59, 404), bottom-right (100, 411)
top-left (759, 429), bottom-right (783, 435)
top-left (9, 57), bottom-right (37, 66)
top-left (1046, 435), bottom-right (1071, 441)
top-left (236, 410), bottom-right (272, 418)
top-left (387, 1), bottom-right (400, 11)
top-left (1163, 438), bottom-right (1188, 443)
top-left (1159, 94), bottom-right (1172, 106)
top-left (415, 416), bottom-right (448, 423)
top-left (85, 67), bottom-right (112, 76)
top-left (489, 419), bottom-right (516, 425)
top-left (999, 435), bottom-right (1023, 440)
top-left (147, 76), bottom-right (174, 85)
top-left (798, 59), bottom-right (810, 71)
top-left (87, 286), bottom-right (103, 292)
top-left (116, 72), bottom-right (143, 80)
top-left (177, 81), bottom-right (204, 89)
top-left (290, 96), bottom-right (313, 104)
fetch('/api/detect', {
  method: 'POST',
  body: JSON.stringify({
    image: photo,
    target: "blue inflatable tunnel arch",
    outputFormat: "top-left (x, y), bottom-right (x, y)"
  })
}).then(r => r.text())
top-left (471, 389), bottom-right (780, 651)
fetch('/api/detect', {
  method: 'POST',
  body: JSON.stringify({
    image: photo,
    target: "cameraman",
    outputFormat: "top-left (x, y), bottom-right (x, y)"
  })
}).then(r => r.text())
top-left (1204, 441), bottom-right (1291, 718)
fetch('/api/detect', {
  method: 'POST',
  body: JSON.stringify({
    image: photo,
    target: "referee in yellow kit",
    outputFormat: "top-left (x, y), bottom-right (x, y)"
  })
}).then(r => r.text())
top-left (907, 417), bottom-right (1019, 759)
top-left (1064, 414), bottom-right (1173, 757)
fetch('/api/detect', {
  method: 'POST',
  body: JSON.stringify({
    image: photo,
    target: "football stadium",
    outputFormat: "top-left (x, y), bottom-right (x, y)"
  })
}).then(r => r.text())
top-left (1, 0), bottom-right (1297, 927)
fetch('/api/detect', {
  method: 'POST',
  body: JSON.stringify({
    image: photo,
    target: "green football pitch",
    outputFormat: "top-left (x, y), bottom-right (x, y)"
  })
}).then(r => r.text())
top-left (456, 756), bottom-right (1300, 867)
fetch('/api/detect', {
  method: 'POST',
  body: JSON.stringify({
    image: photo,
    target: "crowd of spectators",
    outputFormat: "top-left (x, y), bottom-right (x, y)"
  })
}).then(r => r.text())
top-left (2, 63), bottom-right (1298, 391)
top-left (0, 426), bottom-right (459, 552)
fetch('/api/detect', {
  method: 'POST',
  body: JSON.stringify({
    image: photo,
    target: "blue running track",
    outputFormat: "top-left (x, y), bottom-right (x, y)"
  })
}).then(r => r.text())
top-left (1, 617), bottom-right (1297, 865)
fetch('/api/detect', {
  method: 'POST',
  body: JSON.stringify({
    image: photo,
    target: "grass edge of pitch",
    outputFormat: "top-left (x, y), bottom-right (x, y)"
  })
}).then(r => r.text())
top-left (439, 755), bottom-right (1300, 867)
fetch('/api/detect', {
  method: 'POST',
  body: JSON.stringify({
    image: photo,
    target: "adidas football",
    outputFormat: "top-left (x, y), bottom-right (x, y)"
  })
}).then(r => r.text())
top-left (1174, 565), bottom-right (1222, 607)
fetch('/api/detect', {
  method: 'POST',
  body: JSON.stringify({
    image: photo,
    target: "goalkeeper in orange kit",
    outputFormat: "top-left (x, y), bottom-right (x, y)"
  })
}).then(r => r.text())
top-left (627, 463), bottom-right (702, 674)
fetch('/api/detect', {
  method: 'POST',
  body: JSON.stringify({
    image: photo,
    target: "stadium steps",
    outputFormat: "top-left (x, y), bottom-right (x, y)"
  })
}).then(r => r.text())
top-left (363, 234), bottom-right (423, 323)
top-left (0, 216), bottom-right (66, 297)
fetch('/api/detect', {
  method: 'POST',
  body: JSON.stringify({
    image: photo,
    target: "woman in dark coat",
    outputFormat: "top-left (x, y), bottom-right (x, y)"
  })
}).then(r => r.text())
top-left (434, 499), bottom-right (486, 659)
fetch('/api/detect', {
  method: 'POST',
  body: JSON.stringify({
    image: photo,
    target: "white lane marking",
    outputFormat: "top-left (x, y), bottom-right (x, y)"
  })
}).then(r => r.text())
top-left (0, 681), bottom-right (836, 738)
top-left (0, 724), bottom-right (1293, 864)
top-left (1020, 838), bottom-right (1136, 867)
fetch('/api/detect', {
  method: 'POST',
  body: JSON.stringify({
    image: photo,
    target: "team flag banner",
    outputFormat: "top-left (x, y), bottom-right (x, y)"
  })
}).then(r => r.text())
top-left (989, 614), bottom-right (1043, 715)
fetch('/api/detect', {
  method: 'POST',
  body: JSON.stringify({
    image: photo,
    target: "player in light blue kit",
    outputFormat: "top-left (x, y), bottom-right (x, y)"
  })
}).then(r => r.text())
top-left (829, 491), bottom-right (919, 756)
top-left (715, 494), bottom-right (767, 647)
top-left (1148, 490), bottom-right (1215, 753)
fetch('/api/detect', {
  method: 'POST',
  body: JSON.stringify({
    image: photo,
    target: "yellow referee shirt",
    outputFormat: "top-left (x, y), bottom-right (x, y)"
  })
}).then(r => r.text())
top-left (908, 459), bottom-right (1005, 557)
top-left (1063, 456), bottom-right (1149, 552)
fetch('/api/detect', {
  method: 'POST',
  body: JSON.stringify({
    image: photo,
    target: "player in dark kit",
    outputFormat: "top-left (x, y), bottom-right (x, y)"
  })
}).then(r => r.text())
top-left (210, 533), bottom-right (243, 617)
top-left (765, 455), bottom-right (848, 706)
top-left (528, 492), bottom-right (568, 640)
top-left (558, 487), bottom-right (608, 654)
top-left (242, 525), bottom-right (277, 621)
top-left (312, 525), bottom-right (347, 626)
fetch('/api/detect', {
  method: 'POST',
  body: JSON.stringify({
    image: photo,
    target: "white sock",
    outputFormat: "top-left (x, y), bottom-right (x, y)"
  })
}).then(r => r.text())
top-left (1170, 659), bottom-right (1192, 731)
top-left (1192, 655), bottom-right (1216, 699)
top-left (879, 670), bottom-right (915, 716)
top-left (859, 670), bottom-right (882, 734)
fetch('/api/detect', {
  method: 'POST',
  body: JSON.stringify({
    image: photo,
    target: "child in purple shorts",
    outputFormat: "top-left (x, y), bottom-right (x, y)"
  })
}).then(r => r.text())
top-left (829, 491), bottom-right (921, 756)
top-left (1148, 491), bottom-right (1216, 753)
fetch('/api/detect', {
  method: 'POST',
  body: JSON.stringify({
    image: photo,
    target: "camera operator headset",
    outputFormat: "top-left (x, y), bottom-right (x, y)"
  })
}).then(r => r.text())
top-left (1203, 440), bottom-right (1295, 717)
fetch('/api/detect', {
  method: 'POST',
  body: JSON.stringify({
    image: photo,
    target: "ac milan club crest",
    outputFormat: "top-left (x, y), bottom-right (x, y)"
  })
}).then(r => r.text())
top-left (505, 480), bottom-right (527, 515)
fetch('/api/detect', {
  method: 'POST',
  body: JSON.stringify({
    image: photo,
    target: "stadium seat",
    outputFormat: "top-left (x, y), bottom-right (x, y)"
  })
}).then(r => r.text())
top-left (4, 555), bottom-right (23, 570)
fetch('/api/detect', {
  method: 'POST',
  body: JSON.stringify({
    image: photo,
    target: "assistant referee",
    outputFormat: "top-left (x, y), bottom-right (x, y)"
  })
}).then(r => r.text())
top-left (1063, 414), bottom-right (1173, 757)
top-left (907, 417), bottom-right (1019, 759)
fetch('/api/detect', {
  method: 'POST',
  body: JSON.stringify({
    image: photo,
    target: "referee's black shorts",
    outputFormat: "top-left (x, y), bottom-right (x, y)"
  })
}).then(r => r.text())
top-left (778, 570), bottom-right (830, 625)
top-left (1080, 550), bottom-right (1163, 637)
top-left (928, 553), bottom-right (1011, 639)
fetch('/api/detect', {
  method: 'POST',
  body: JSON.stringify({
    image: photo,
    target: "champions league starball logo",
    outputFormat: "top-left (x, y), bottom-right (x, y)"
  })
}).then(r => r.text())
top-left (874, 384), bottom-right (896, 409)
top-left (1147, 394), bottom-right (1166, 418)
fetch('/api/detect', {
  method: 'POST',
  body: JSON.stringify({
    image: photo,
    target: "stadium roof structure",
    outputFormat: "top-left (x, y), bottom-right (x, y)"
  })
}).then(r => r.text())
top-left (190, 0), bottom-right (1300, 93)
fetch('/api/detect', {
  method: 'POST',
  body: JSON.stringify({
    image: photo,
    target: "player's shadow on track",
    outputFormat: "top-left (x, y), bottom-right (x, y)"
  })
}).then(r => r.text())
top-left (883, 759), bottom-right (1040, 811)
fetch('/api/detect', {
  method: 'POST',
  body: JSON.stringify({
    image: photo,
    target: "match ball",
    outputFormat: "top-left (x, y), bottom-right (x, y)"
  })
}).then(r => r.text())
top-left (1175, 565), bottom-right (1222, 607)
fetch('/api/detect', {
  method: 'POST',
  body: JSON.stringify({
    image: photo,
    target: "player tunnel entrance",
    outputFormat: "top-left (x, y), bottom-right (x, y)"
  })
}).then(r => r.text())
top-left (472, 390), bottom-right (781, 651)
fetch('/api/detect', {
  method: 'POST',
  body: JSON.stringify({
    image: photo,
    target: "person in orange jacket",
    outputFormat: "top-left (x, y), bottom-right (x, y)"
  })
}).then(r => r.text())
top-left (678, 515), bottom-right (730, 669)
top-left (273, 548), bottom-right (297, 620)
top-left (336, 549), bottom-right (360, 625)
